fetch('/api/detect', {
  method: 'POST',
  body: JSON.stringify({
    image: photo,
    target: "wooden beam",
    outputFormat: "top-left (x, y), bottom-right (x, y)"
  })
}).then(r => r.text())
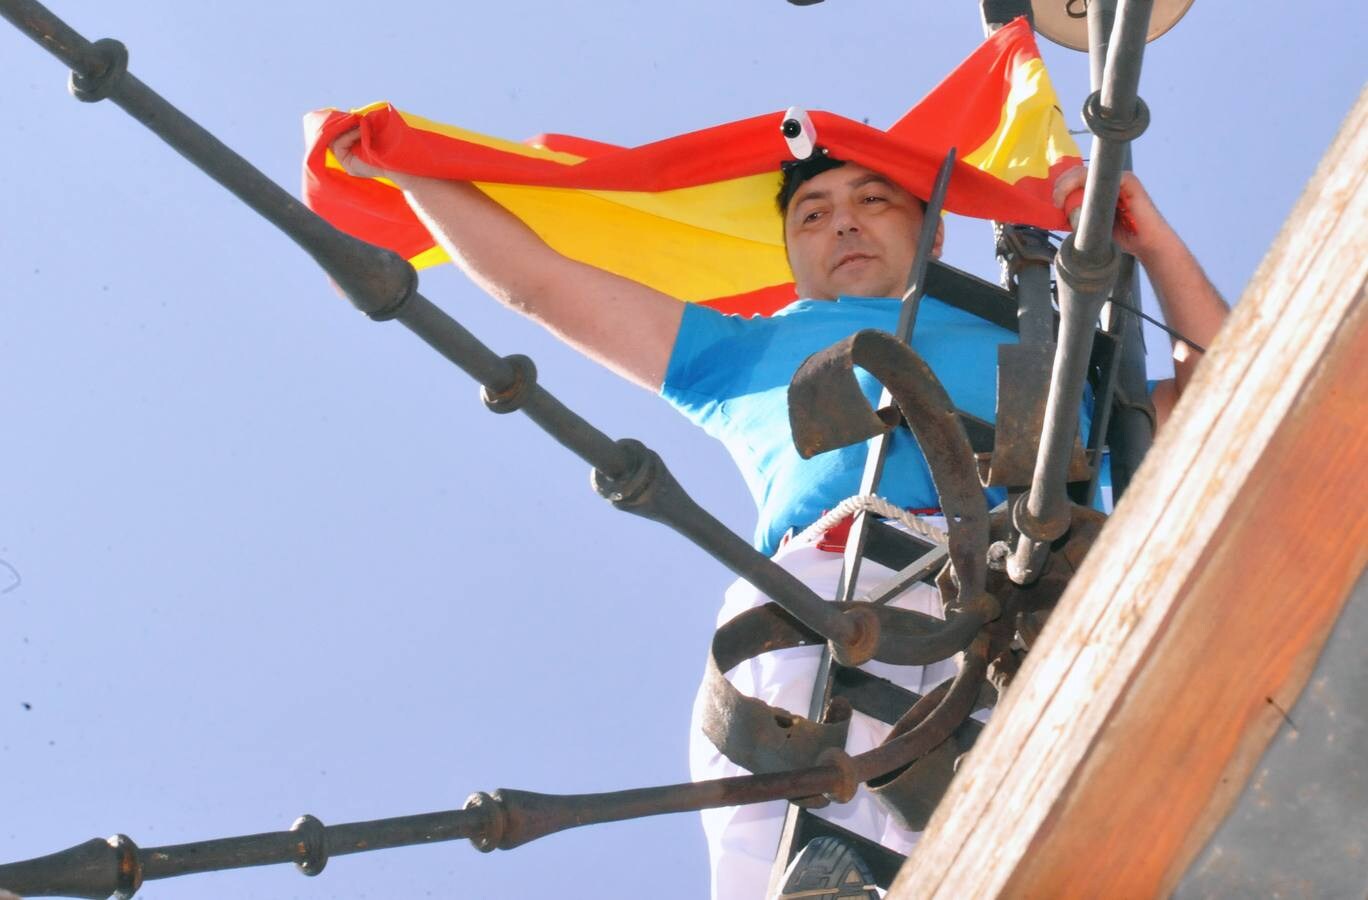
top-left (890, 85), bottom-right (1368, 898)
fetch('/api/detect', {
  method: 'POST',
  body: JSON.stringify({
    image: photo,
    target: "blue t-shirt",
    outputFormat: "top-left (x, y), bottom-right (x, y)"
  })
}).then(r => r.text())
top-left (661, 296), bottom-right (1019, 555)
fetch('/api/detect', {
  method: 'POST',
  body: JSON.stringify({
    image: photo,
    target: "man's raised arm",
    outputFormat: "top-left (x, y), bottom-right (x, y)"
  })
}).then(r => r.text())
top-left (332, 129), bottom-right (685, 392)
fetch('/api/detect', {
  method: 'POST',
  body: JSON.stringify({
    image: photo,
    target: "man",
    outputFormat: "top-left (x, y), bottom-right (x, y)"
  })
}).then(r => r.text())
top-left (330, 131), bottom-right (1227, 897)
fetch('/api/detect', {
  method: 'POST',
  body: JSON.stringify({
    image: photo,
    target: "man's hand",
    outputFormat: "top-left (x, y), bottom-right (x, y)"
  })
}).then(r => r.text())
top-left (330, 127), bottom-right (392, 181)
top-left (1052, 165), bottom-right (1229, 425)
top-left (1052, 166), bottom-right (1174, 263)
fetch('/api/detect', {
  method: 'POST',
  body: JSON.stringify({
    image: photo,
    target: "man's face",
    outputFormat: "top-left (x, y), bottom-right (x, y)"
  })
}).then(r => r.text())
top-left (783, 163), bottom-right (933, 301)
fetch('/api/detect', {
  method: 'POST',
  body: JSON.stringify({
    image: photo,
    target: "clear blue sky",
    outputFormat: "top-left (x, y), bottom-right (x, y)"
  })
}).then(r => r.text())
top-left (2, 2), bottom-right (1362, 897)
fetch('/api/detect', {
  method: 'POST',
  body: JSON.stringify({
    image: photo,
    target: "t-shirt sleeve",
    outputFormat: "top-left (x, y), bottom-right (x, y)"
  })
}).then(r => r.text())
top-left (660, 303), bottom-right (770, 419)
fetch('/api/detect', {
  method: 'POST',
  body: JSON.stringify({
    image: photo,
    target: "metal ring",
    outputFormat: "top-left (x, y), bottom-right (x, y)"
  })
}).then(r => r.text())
top-left (591, 438), bottom-right (658, 508)
top-left (481, 354), bottom-right (538, 414)
top-left (289, 814), bottom-right (328, 876)
top-left (1081, 90), bottom-right (1151, 143)
top-left (108, 833), bottom-right (143, 900)
top-left (1055, 231), bottom-right (1121, 295)
top-left (1010, 491), bottom-right (1071, 546)
top-left (69, 38), bottom-right (129, 104)
top-left (463, 791), bottom-right (508, 853)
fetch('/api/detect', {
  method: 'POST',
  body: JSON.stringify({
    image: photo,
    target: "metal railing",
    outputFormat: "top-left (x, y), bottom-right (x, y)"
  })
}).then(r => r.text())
top-left (0, 0), bottom-right (1158, 893)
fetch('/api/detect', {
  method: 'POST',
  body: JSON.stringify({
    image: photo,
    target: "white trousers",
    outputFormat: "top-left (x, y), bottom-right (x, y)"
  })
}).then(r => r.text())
top-left (689, 535), bottom-right (960, 900)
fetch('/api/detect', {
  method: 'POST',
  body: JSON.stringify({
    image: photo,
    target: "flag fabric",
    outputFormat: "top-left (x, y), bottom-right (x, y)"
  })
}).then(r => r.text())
top-left (302, 17), bottom-right (1079, 317)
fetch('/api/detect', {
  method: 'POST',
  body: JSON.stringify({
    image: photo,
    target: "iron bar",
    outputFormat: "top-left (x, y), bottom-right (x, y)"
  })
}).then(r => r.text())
top-left (0, 806), bottom-right (487, 900)
top-left (394, 299), bottom-right (627, 468)
top-left (593, 440), bottom-right (863, 646)
top-left (1, 686), bottom-right (987, 900)
top-left (863, 545), bottom-right (949, 606)
top-left (982, 0), bottom-right (1057, 347)
top-left (1086, 0), bottom-right (1156, 504)
top-left (1084, 254), bottom-right (1138, 505)
top-left (1012, 244), bottom-right (1056, 345)
top-left (0, 1), bottom-right (1140, 895)
top-left (0, 0), bottom-right (102, 71)
top-left (0, 0), bottom-right (890, 654)
top-left (1008, 0), bottom-right (1154, 585)
top-left (833, 149), bottom-right (957, 607)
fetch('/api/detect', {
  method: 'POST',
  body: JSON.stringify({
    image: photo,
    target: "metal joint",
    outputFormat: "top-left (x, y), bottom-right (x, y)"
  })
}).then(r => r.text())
top-left (591, 438), bottom-right (658, 509)
top-left (995, 224), bottom-right (1055, 276)
top-left (1011, 492), bottom-right (1070, 546)
top-left (109, 834), bottom-right (143, 900)
top-left (462, 792), bottom-right (507, 853)
top-left (1081, 89), bottom-right (1150, 144)
top-left (481, 354), bottom-right (537, 414)
top-left (816, 748), bottom-right (858, 805)
top-left (289, 815), bottom-right (328, 877)
top-left (67, 37), bottom-right (127, 103)
top-left (360, 256), bottom-right (418, 321)
top-left (1055, 231), bottom-right (1122, 294)
top-left (829, 604), bottom-right (880, 667)
top-left (958, 588), bottom-right (1001, 623)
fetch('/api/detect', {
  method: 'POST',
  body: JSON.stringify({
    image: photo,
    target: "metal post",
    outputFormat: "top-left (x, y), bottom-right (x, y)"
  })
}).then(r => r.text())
top-left (1083, 0), bottom-right (1155, 506)
top-left (981, 0), bottom-right (1056, 347)
top-left (1008, 0), bottom-right (1155, 585)
top-left (832, 150), bottom-right (958, 606)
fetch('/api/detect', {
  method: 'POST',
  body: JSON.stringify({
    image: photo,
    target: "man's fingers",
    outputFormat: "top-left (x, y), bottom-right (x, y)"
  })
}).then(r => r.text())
top-left (329, 127), bottom-right (379, 179)
top-left (1053, 166), bottom-right (1087, 230)
top-left (1052, 165), bottom-right (1087, 208)
top-left (331, 127), bottom-right (361, 159)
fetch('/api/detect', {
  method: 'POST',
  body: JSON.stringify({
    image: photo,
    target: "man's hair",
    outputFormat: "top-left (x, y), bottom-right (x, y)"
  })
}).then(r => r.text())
top-left (776, 152), bottom-right (846, 214)
top-left (776, 154), bottom-right (928, 216)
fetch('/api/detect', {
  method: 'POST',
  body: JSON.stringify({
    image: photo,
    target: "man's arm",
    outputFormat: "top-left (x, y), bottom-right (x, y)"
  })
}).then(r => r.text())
top-left (332, 129), bottom-right (685, 391)
top-left (1054, 167), bottom-right (1230, 425)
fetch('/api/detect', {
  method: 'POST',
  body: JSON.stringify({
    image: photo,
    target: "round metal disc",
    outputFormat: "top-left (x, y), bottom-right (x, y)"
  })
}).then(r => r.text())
top-left (1030, 0), bottom-right (1196, 51)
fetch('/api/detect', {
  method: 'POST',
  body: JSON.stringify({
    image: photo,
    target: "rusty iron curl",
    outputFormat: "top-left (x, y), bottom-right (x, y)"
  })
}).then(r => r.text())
top-left (692, 329), bottom-right (1011, 832)
top-left (788, 328), bottom-right (998, 666)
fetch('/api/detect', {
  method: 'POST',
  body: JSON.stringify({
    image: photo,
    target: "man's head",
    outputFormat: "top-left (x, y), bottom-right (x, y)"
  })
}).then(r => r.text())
top-left (779, 158), bottom-right (942, 301)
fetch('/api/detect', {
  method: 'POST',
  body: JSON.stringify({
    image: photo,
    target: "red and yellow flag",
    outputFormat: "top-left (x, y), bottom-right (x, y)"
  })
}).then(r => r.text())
top-left (302, 17), bottom-right (1078, 316)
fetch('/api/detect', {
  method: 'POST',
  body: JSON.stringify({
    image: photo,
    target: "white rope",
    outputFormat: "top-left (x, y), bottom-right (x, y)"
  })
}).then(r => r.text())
top-left (789, 494), bottom-right (949, 549)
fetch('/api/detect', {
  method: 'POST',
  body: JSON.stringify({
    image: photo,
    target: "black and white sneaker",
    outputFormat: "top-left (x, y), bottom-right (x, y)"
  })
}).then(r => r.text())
top-left (773, 836), bottom-right (881, 899)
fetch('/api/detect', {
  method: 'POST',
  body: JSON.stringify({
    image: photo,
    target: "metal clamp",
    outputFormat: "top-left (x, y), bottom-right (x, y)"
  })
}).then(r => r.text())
top-left (994, 224), bottom-right (1056, 276)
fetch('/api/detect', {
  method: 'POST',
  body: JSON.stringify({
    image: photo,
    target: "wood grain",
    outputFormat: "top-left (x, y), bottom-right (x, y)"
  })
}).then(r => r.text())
top-left (890, 86), bottom-right (1368, 899)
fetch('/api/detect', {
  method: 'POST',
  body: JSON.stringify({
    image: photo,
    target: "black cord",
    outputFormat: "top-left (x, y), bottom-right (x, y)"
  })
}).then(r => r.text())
top-left (1039, 232), bottom-right (1208, 354)
top-left (1046, 276), bottom-right (1207, 354)
top-left (1104, 295), bottom-right (1207, 354)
